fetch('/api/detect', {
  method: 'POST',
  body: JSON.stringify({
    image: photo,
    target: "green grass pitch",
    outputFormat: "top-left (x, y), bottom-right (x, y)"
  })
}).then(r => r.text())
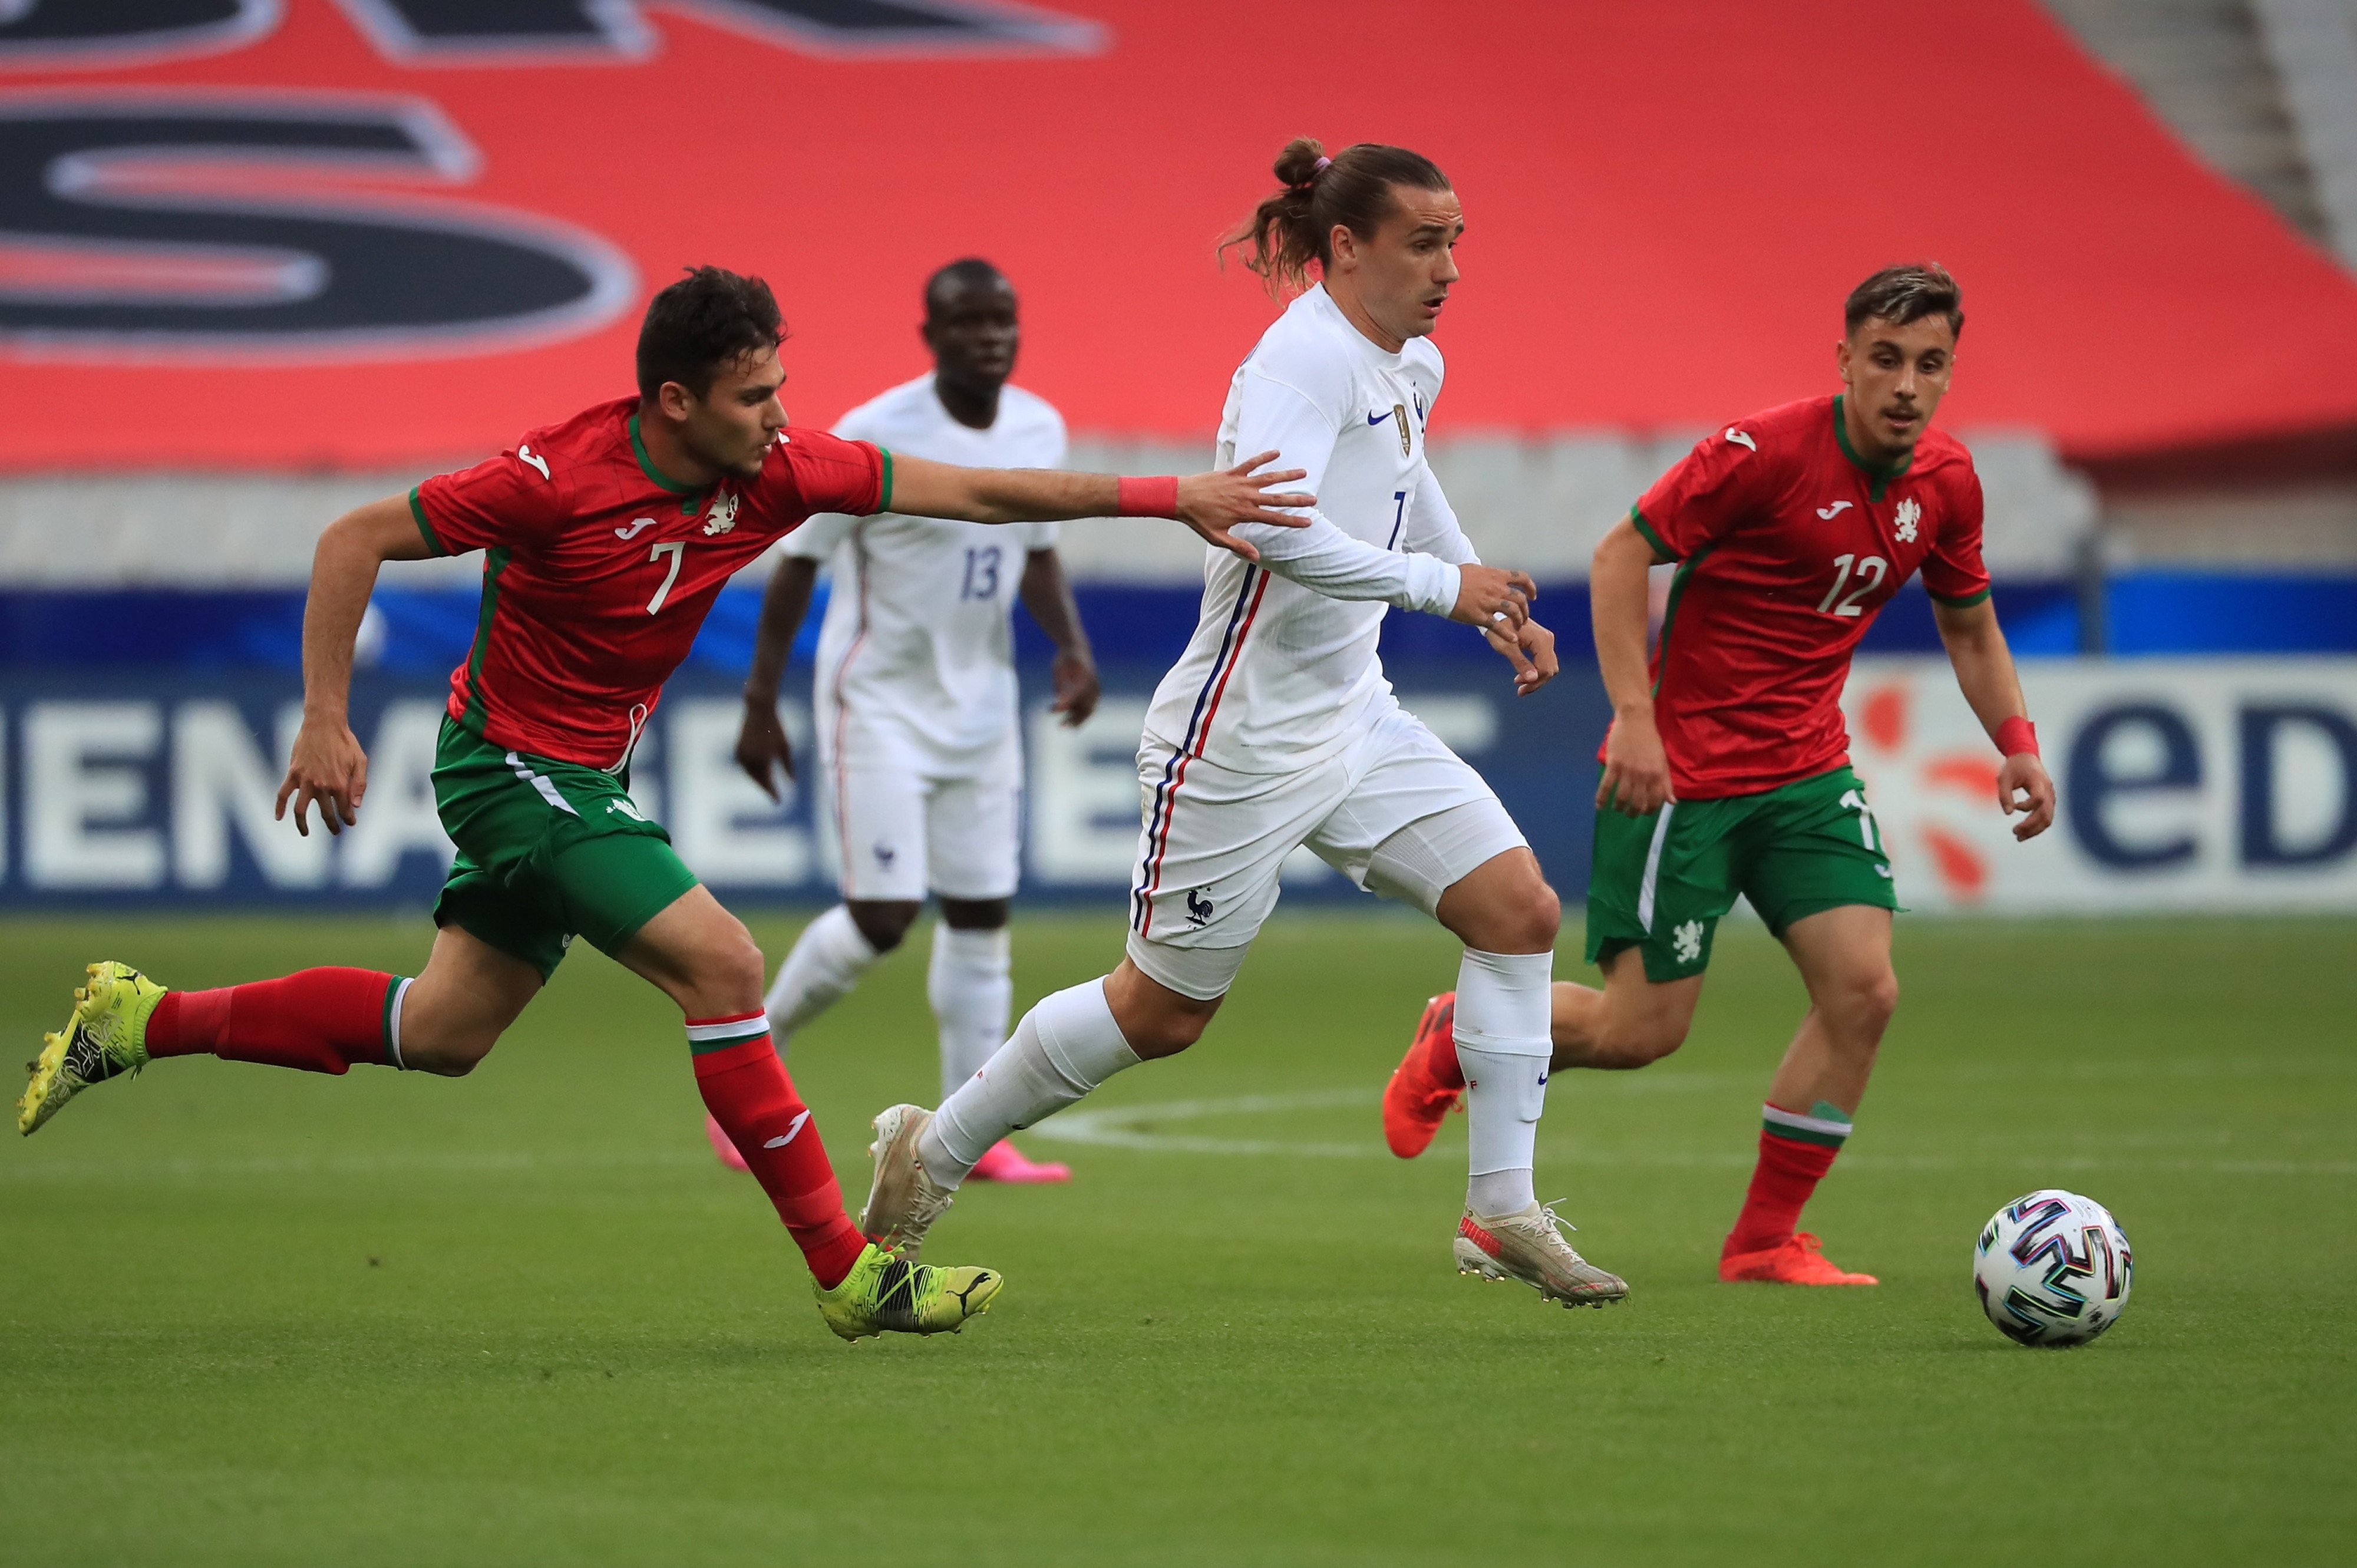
top-left (1, 910), bottom-right (2351, 1565)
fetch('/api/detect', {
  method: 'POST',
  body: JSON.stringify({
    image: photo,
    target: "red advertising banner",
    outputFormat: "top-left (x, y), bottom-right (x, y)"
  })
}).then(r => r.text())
top-left (5, 0), bottom-right (2356, 470)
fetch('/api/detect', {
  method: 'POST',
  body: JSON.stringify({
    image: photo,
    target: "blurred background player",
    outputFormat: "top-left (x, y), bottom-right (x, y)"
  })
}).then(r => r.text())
top-left (1384, 264), bottom-right (2058, 1285)
top-left (18, 265), bottom-right (1315, 1341)
top-left (856, 139), bottom-right (1630, 1310)
top-left (715, 258), bottom-right (1092, 1184)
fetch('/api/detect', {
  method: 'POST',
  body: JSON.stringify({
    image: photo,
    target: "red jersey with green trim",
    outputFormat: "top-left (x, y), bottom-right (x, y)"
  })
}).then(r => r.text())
top-left (1617, 393), bottom-right (1989, 799)
top-left (411, 397), bottom-right (887, 768)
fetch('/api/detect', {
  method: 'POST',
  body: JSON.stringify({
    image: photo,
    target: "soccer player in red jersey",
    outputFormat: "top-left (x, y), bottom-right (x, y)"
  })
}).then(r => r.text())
top-left (1384, 265), bottom-right (2057, 1285)
top-left (18, 266), bottom-right (1311, 1340)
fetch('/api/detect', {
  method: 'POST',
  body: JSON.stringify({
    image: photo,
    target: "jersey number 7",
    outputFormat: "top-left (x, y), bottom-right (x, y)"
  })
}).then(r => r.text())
top-left (647, 541), bottom-right (685, 614)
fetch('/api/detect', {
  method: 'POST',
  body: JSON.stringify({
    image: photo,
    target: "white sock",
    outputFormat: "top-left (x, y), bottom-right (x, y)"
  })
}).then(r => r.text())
top-left (1455, 946), bottom-right (1554, 1217)
top-left (929, 923), bottom-right (1014, 1100)
top-left (761, 905), bottom-right (880, 1048)
top-left (919, 978), bottom-right (1140, 1186)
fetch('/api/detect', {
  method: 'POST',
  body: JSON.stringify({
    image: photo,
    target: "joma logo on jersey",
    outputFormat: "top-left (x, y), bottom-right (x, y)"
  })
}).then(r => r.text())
top-left (701, 490), bottom-right (739, 536)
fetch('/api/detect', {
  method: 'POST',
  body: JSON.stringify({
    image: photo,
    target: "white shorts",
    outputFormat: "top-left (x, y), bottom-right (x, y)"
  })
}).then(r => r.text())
top-left (818, 722), bottom-right (1023, 903)
top-left (1126, 702), bottom-right (1527, 999)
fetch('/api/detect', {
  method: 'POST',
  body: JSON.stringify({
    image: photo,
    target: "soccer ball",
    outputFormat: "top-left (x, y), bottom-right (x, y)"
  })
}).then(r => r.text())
top-left (1972, 1189), bottom-right (2134, 1347)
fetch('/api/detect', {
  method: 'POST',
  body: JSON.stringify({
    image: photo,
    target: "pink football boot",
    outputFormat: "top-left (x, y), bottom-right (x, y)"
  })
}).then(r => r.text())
top-left (704, 1112), bottom-right (750, 1173)
top-left (967, 1140), bottom-right (1070, 1183)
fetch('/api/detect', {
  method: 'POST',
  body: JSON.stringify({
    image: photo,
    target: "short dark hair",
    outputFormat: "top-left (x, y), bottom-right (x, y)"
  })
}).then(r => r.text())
top-left (635, 266), bottom-right (783, 400)
top-left (925, 257), bottom-right (1010, 318)
top-left (1844, 263), bottom-right (1964, 339)
top-left (1221, 137), bottom-right (1452, 296)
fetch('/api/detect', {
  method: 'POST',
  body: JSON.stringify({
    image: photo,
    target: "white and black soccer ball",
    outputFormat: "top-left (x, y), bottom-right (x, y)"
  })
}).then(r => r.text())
top-left (1973, 1189), bottom-right (2134, 1347)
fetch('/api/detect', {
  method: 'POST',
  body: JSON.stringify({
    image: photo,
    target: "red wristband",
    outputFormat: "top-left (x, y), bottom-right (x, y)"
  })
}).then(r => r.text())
top-left (1116, 474), bottom-right (1181, 520)
top-left (1994, 716), bottom-right (2038, 758)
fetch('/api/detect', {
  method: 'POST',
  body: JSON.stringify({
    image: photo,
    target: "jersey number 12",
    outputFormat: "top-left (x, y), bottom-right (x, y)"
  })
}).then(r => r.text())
top-left (1817, 553), bottom-right (1888, 618)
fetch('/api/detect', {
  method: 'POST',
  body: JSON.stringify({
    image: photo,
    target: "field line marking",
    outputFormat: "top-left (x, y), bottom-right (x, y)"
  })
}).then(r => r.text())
top-left (1026, 1090), bottom-right (2357, 1174)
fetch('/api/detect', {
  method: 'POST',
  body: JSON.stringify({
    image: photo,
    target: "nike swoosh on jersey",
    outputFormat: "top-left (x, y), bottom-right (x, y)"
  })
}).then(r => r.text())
top-left (1367, 409), bottom-right (1394, 425)
top-left (1817, 501), bottom-right (1853, 519)
top-left (1724, 428), bottom-right (1757, 451)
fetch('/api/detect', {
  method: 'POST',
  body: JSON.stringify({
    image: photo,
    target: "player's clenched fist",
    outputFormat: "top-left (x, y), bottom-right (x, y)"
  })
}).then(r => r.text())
top-left (276, 718), bottom-right (369, 837)
top-left (1450, 564), bottom-right (1534, 630)
top-left (1174, 450), bottom-right (1314, 562)
top-left (1597, 702), bottom-right (1675, 817)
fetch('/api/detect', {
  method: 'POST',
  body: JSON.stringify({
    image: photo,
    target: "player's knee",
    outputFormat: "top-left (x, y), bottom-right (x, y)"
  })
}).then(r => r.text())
top-left (938, 896), bottom-right (1010, 932)
top-left (1821, 965), bottom-right (1898, 1046)
top-left (1500, 880), bottom-right (1562, 953)
top-left (847, 900), bottom-right (919, 953)
top-left (1127, 1010), bottom-right (1209, 1060)
top-left (714, 933), bottom-right (767, 1005)
top-left (1446, 867), bottom-right (1559, 954)
top-left (1857, 968), bottom-right (1900, 1031)
top-left (676, 921), bottom-right (766, 1015)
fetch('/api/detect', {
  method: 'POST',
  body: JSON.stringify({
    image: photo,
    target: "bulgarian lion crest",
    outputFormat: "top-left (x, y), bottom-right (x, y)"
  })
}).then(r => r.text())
top-left (1893, 497), bottom-right (1922, 544)
top-left (701, 488), bottom-right (740, 537)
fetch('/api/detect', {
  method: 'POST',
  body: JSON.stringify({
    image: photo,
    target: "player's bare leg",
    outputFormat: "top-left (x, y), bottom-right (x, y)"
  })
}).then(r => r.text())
top-left (393, 926), bottom-right (543, 1075)
top-left (19, 923), bottom-right (541, 1135)
top-left (1544, 950), bottom-right (1707, 1072)
top-left (1720, 905), bottom-right (1894, 1285)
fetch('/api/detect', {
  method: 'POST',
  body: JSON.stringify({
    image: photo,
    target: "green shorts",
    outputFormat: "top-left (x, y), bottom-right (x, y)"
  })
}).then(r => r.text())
top-left (430, 717), bottom-right (700, 981)
top-left (1584, 764), bottom-right (1899, 982)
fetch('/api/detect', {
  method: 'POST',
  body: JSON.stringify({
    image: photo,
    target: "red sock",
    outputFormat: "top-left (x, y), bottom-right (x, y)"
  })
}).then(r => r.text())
top-left (147, 968), bottom-right (400, 1075)
top-left (690, 1015), bottom-right (867, 1289)
top-left (1724, 1125), bottom-right (1843, 1257)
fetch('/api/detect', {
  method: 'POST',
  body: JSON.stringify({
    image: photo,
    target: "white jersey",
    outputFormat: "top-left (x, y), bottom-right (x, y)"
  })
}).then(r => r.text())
top-left (789, 375), bottom-right (1067, 762)
top-left (1141, 285), bottom-right (1477, 775)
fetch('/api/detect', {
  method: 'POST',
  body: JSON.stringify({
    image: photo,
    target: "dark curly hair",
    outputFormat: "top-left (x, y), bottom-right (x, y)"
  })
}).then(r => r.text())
top-left (635, 266), bottom-right (784, 400)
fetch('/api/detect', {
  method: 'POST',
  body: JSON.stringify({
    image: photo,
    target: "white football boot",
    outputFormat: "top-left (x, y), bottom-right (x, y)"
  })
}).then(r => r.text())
top-left (858, 1103), bottom-right (958, 1263)
top-left (1455, 1200), bottom-right (1629, 1308)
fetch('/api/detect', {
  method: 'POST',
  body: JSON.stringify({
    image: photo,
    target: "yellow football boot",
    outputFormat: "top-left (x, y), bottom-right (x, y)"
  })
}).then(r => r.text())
top-left (813, 1242), bottom-right (1002, 1341)
top-left (19, 961), bottom-right (166, 1135)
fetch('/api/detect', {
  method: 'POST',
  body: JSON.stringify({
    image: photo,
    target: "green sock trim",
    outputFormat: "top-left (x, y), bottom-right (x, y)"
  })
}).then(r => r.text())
top-left (1762, 1102), bottom-right (1852, 1148)
top-left (381, 976), bottom-right (410, 1068)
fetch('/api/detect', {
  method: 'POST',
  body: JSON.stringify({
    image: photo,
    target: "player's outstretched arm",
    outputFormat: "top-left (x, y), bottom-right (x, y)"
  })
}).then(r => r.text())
top-left (1592, 519), bottom-right (1676, 816)
top-left (277, 494), bottom-right (433, 838)
top-left (884, 450), bottom-right (1313, 562)
top-left (735, 554), bottom-right (820, 800)
top-left (1932, 597), bottom-right (2055, 840)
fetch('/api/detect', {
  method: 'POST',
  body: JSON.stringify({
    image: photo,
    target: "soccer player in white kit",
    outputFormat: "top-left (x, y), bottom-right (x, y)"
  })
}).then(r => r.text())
top-left (856, 140), bottom-right (1630, 1308)
top-left (715, 260), bottom-right (1092, 1184)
